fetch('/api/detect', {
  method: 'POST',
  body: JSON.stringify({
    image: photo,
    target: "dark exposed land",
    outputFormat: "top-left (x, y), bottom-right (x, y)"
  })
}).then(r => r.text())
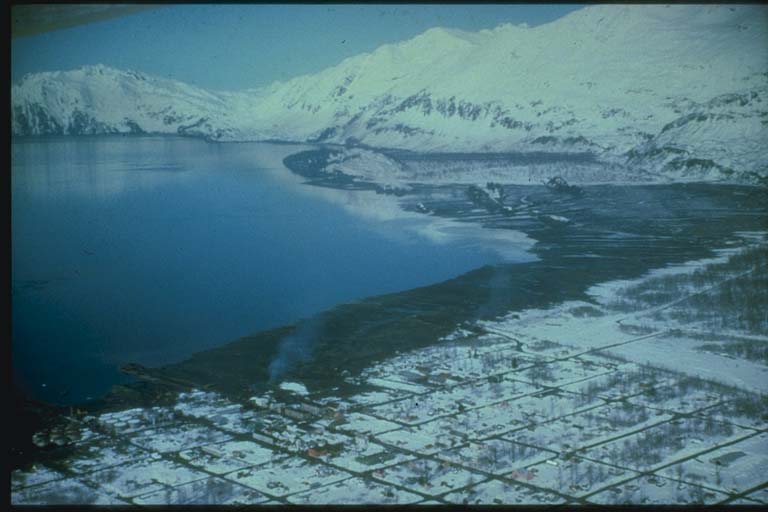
top-left (11, 149), bottom-right (767, 474)
top-left (12, 180), bottom-right (768, 505)
top-left (137, 151), bottom-right (768, 399)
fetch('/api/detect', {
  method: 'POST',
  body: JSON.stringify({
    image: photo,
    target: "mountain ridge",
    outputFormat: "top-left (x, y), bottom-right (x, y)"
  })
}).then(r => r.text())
top-left (11, 4), bottom-right (768, 184)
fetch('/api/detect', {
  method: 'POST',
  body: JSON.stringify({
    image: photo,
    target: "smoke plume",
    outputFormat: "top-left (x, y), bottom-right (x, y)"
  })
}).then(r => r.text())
top-left (267, 316), bottom-right (324, 383)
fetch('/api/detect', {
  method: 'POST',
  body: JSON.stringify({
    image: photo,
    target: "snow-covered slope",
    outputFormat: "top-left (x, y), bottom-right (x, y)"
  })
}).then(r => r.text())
top-left (11, 65), bottom-right (241, 138)
top-left (11, 4), bottom-right (768, 183)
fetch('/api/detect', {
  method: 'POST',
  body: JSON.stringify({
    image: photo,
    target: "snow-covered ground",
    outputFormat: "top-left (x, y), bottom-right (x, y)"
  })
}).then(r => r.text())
top-left (481, 233), bottom-right (768, 393)
top-left (11, 237), bottom-right (767, 505)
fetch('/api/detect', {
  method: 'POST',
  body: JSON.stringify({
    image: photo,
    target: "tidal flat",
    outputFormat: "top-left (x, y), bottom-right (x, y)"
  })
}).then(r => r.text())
top-left (145, 159), bottom-right (767, 401)
top-left (11, 148), bottom-right (768, 505)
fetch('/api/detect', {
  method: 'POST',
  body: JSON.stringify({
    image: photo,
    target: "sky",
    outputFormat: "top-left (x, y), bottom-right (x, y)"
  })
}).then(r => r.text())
top-left (11, 4), bottom-right (585, 91)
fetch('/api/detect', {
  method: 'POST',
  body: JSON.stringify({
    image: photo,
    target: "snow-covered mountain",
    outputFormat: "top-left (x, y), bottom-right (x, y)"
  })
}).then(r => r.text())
top-left (11, 65), bottom-right (239, 138)
top-left (11, 4), bottom-right (768, 183)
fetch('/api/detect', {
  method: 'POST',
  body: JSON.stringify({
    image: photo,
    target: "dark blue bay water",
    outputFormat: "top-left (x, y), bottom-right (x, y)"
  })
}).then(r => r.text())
top-left (12, 136), bottom-right (530, 404)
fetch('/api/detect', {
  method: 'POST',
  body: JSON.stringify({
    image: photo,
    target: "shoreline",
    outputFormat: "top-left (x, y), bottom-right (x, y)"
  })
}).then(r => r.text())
top-left (11, 234), bottom-right (767, 504)
top-left (12, 134), bottom-right (767, 188)
top-left (12, 144), bottom-right (767, 411)
top-left (94, 178), bottom-right (768, 402)
top-left (10, 139), bottom-right (767, 471)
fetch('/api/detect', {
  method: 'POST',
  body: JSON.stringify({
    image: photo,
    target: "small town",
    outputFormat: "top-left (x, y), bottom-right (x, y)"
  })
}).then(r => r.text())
top-left (12, 236), bottom-right (768, 505)
top-left (10, 3), bottom-right (768, 507)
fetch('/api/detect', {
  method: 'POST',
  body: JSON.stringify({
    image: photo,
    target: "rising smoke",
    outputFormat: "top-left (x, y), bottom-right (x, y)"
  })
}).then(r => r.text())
top-left (474, 264), bottom-right (511, 321)
top-left (267, 316), bottom-right (325, 383)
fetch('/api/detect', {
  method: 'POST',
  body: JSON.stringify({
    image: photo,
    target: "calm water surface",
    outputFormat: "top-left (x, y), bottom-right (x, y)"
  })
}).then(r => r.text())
top-left (12, 136), bottom-right (525, 404)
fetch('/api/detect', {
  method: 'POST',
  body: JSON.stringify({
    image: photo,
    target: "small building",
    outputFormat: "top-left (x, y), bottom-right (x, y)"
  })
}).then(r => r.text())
top-left (201, 446), bottom-right (225, 458)
top-left (307, 447), bottom-right (323, 458)
top-left (252, 432), bottom-right (277, 445)
top-left (249, 396), bottom-right (271, 409)
top-left (283, 408), bottom-right (311, 422)
top-left (297, 403), bottom-right (324, 416)
top-left (400, 370), bottom-right (424, 381)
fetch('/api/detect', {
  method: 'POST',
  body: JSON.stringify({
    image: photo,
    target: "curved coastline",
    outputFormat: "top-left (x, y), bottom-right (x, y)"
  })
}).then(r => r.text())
top-left (10, 142), bottom-right (768, 472)
top-left (109, 151), bottom-right (768, 401)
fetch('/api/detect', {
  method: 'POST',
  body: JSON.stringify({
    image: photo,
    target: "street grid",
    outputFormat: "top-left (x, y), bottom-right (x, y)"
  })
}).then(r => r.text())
top-left (12, 242), bottom-right (767, 505)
